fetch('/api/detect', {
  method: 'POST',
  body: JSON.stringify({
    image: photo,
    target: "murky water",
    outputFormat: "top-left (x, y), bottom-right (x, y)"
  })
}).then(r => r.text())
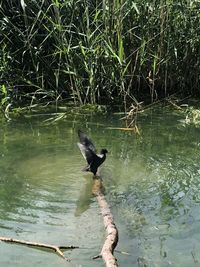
top-left (0, 107), bottom-right (200, 267)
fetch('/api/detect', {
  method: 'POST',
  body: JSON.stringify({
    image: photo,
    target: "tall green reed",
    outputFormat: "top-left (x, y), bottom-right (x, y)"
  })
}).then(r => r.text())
top-left (0, 0), bottom-right (199, 109)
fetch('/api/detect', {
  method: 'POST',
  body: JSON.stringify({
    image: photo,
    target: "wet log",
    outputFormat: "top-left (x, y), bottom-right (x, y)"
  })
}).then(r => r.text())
top-left (0, 236), bottom-right (78, 261)
top-left (92, 177), bottom-right (119, 267)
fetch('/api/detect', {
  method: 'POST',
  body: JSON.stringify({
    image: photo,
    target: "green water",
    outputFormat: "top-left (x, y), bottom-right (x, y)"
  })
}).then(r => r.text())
top-left (0, 108), bottom-right (200, 267)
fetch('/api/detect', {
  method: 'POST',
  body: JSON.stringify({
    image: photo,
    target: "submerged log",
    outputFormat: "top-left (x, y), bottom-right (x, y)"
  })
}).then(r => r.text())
top-left (0, 236), bottom-right (78, 261)
top-left (92, 177), bottom-right (119, 267)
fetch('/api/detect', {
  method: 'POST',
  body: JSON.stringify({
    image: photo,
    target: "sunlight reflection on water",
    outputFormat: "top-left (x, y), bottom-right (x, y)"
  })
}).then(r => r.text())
top-left (0, 108), bottom-right (200, 266)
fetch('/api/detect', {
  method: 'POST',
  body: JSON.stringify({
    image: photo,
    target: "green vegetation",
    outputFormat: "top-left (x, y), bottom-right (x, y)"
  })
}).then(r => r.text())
top-left (0, 0), bottom-right (200, 110)
top-left (180, 105), bottom-right (200, 126)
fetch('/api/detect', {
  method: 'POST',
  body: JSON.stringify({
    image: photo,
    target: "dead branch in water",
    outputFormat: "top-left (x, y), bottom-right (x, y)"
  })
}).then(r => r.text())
top-left (0, 236), bottom-right (78, 261)
top-left (92, 177), bottom-right (119, 267)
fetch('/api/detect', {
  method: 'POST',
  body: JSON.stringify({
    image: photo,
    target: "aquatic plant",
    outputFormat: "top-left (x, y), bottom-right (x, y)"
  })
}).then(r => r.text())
top-left (181, 106), bottom-right (200, 126)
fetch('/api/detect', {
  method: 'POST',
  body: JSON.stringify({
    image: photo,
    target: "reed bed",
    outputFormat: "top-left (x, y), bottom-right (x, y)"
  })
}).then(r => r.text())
top-left (0, 0), bottom-right (199, 108)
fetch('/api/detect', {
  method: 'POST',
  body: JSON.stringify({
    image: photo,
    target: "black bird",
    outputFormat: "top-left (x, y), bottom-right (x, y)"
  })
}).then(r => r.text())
top-left (77, 130), bottom-right (108, 175)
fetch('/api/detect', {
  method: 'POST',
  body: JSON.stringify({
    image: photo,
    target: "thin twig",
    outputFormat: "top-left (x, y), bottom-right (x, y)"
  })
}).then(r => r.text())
top-left (0, 236), bottom-right (78, 261)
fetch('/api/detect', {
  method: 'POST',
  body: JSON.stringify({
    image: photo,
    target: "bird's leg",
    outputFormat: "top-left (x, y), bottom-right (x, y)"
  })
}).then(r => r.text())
top-left (93, 174), bottom-right (99, 180)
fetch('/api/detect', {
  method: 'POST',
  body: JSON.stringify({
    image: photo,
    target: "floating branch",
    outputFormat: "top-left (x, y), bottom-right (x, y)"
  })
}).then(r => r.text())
top-left (107, 126), bottom-right (140, 135)
top-left (92, 177), bottom-right (119, 267)
top-left (106, 127), bottom-right (137, 132)
top-left (0, 236), bottom-right (79, 261)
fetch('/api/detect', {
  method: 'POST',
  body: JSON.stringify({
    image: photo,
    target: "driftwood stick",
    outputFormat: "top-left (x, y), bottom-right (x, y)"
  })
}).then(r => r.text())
top-left (0, 236), bottom-right (78, 261)
top-left (92, 177), bottom-right (119, 267)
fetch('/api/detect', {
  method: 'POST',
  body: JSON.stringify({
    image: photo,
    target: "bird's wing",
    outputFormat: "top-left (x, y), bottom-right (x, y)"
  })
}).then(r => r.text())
top-left (78, 130), bottom-right (96, 153)
top-left (77, 143), bottom-right (98, 164)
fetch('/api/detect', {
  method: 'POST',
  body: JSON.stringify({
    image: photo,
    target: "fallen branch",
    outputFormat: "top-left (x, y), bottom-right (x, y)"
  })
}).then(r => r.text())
top-left (0, 236), bottom-right (78, 261)
top-left (92, 177), bottom-right (119, 267)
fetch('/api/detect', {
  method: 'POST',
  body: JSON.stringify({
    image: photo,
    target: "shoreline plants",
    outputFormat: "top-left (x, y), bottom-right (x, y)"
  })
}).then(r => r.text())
top-left (0, 0), bottom-right (200, 110)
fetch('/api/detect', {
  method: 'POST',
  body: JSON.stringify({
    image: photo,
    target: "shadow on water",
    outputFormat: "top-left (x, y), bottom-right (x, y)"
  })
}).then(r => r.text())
top-left (0, 108), bottom-right (200, 267)
top-left (75, 175), bottom-right (94, 217)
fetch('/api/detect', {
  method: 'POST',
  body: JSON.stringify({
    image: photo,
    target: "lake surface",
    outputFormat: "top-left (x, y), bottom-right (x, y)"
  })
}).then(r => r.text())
top-left (0, 107), bottom-right (200, 267)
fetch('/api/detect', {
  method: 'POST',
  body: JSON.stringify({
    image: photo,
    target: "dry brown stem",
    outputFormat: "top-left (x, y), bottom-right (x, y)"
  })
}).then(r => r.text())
top-left (0, 236), bottom-right (78, 261)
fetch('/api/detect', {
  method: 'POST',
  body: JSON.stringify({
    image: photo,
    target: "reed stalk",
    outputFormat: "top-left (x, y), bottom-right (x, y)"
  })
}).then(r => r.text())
top-left (0, 0), bottom-right (199, 108)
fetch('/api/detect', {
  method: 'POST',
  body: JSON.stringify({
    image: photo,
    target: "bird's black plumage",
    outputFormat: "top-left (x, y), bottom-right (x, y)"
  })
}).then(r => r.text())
top-left (77, 130), bottom-right (108, 175)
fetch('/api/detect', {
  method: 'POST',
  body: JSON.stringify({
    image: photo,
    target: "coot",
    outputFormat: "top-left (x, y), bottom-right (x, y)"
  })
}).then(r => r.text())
top-left (77, 130), bottom-right (108, 175)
